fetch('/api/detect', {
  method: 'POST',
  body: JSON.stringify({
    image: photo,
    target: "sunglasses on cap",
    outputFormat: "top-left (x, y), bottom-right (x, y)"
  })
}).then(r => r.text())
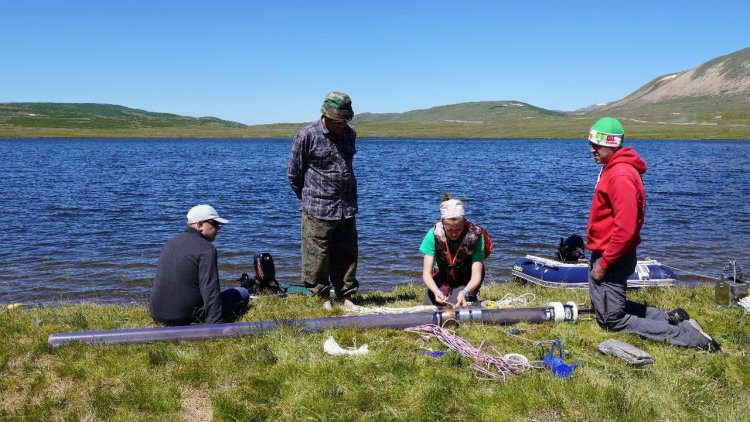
top-left (206, 220), bottom-right (223, 229)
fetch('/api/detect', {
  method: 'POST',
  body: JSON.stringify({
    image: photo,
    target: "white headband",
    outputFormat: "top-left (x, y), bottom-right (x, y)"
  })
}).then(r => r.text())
top-left (440, 199), bottom-right (465, 219)
top-left (588, 130), bottom-right (623, 148)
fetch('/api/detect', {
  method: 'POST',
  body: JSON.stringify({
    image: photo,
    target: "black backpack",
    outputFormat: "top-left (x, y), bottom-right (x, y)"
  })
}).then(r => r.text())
top-left (238, 253), bottom-right (286, 295)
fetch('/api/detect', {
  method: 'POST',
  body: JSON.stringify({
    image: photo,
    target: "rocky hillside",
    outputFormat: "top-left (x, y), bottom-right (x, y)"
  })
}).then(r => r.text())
top-left (601, 47), bottom-right (750, 110)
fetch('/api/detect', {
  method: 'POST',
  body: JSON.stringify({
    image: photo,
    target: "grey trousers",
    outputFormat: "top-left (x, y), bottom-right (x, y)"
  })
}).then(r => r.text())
top-left (301, 212), bottom-right (359, 299)
top-left (588, 251), bottom-right (707, 348)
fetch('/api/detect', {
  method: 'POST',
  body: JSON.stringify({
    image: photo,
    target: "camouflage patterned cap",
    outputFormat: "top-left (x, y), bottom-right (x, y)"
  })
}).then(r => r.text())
top-left (321, 92), bottom-right (354, 121)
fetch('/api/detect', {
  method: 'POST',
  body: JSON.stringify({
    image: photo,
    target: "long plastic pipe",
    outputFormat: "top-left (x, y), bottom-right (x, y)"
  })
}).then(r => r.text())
top-left (48, 304), bottom-right (579, 347)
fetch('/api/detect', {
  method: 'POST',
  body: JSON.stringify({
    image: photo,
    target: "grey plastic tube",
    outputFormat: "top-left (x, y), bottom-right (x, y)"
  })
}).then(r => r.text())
top-left (48, 304), bottom-right (574, 347)
top-left (48, 311), bottom-right (440, 347)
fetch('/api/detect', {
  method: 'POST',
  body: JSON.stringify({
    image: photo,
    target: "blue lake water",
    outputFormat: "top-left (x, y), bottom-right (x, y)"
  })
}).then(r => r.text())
top-left (1, 138), bottom-right (749, 305)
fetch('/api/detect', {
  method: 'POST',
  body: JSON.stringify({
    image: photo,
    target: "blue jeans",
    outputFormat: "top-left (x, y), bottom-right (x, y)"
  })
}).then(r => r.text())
top-left (219, 287), bottom-right (250, 323)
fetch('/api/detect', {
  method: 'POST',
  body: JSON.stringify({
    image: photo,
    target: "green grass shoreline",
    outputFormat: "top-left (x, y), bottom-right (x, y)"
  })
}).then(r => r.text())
top-left (4, 99), bottom-right (750, 139)
top-left (3, 121), bottom-right (750, 140)
top-left (2, 283), bottom-right (748, 420)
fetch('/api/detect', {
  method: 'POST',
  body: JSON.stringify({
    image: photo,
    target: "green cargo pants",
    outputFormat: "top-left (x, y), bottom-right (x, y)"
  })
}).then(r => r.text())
top-left (301, 212), bottom-right (359, 299)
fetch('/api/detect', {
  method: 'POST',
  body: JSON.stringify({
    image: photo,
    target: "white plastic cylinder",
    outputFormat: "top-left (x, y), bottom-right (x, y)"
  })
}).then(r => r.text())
top-left (546, 302), bottom-right (565, 322)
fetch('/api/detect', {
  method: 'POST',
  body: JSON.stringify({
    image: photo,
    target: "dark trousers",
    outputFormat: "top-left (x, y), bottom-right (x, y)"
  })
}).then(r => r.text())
top-left (588, 251), bottom-right (705, 347)
top-left (158, 287), bottom-right (250, 326)
top-left (301, 212), bottom-right (359, 299)
top-left (193, 287), bottom-right (250, 324)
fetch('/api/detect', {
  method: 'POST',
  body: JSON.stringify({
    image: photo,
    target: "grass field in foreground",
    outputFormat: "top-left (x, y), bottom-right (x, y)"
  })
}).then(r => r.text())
top-left (1, 283), bottom-right (749, 421)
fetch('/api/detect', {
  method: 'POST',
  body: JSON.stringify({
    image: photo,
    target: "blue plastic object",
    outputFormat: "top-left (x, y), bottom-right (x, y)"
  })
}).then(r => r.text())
top-left (417, 350), bottom-right (449, 358)
top-left (543, 339), bottom-right (579, 378)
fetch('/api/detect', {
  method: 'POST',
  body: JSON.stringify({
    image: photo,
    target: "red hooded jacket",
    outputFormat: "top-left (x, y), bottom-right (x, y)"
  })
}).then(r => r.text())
top-left (586, 147), bottom-right (647, 270)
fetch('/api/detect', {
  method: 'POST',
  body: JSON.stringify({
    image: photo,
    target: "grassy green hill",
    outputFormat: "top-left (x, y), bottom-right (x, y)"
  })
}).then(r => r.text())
top-left (0, 103), bottom-right (260, 138)
top-left (2, 100), bottom-right (749, 139)
top-left (350, 93), bottom-right (750, 139)
top-left (354, 101), bottom-right (565, 124)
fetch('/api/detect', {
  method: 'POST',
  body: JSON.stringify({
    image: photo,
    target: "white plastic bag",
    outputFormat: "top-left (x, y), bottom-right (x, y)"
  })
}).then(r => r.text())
top-left (323, 336), bottom-right (369, 356)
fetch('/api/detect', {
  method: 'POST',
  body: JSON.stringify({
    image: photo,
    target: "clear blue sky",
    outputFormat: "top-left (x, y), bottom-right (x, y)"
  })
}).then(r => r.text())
top-left (2, 1), bottom-right (748, 125)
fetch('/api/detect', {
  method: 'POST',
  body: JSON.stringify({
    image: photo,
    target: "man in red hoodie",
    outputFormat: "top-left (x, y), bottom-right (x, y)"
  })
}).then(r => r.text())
top-left (586, 117), bottom-right (719, 351)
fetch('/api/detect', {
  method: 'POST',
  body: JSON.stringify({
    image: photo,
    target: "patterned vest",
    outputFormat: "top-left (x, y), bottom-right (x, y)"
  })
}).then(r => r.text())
top-left (433, 220), bottom-right (483, 287)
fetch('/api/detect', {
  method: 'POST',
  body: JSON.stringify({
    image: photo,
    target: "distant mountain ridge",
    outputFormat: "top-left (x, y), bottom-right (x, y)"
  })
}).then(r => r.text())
top-left (351, 47), bottom-right (750, 128)
top-left (2, 47), bottom-right (749, 138)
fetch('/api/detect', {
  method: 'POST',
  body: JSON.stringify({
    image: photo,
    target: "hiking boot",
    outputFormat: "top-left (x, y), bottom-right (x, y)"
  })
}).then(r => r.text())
top-left (666, 307), bottom-right (690, 325)
top-left (687, 318), bottom-right (721, 352)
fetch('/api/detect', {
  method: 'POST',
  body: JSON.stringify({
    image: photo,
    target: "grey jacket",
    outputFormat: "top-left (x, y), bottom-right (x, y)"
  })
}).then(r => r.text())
top-left (150, 227), bottom-right (222, 325)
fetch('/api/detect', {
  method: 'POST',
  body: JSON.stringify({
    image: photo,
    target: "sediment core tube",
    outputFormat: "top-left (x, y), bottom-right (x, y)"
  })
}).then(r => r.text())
top-left (48, 303), bottom-right (579, 347)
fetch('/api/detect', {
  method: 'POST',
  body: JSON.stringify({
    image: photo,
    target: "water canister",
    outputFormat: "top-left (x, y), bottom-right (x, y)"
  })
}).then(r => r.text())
top-left (714, 261), bottom-right (747, 307)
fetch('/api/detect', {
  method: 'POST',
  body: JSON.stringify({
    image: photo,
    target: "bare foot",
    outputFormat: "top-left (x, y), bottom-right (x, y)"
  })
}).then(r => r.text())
top-left (343, 299), bottom-right (355, 309)
top-left (323, 300), bottom-right (333, 310)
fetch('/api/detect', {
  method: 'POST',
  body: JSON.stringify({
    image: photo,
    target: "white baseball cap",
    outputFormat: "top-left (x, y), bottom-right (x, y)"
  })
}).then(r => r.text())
top-left (186, 204), bottom-right (229, 224)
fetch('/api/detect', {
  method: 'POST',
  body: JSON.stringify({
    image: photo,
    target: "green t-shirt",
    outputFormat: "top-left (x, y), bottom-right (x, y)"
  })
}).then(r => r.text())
top-left (419, 227), bottom-right (486, 262)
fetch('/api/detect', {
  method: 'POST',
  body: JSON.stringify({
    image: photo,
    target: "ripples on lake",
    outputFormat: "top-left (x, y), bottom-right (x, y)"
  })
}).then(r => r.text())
top-left (1, 137), bottom-right (748, 304)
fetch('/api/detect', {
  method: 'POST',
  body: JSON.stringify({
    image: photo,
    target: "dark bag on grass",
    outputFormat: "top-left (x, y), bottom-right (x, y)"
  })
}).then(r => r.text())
top-left (238, 253), bottom-right (286, 296)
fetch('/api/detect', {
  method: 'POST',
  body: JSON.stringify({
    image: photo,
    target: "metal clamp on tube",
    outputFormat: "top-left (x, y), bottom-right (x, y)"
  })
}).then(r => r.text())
top-left (564, 302), bottom-right (579, 322)
top-left (457, 306), bottom-right (482, 323)
top-left (438, 307), bottom-right (456, 325)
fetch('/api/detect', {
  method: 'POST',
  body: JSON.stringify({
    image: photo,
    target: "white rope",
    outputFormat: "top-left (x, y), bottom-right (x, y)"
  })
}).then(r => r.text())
top-left (344, 304), bottom-right (438, 315)
top-left (481, 293), bottom-right (535, 309)
top-left (406, 324), bottom-right (532, 381)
